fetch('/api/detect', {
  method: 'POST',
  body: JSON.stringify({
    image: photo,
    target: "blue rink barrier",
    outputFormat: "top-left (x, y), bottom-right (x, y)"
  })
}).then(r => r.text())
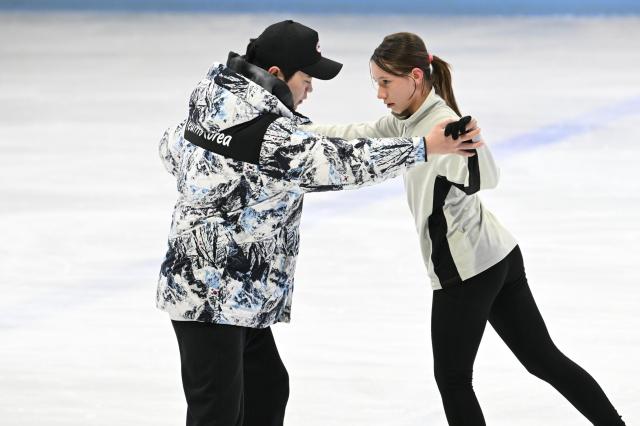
top-left (1, 0), bottom-right (639, 15)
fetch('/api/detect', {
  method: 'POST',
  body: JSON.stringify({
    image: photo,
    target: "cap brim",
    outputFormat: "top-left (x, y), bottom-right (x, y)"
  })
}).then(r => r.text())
top-left (301, 57), bottom-right (343, 80)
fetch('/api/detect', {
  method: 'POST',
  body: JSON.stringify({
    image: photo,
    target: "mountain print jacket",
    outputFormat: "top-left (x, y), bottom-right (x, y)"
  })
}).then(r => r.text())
top-left (156, 53), bottom-right (427, 328)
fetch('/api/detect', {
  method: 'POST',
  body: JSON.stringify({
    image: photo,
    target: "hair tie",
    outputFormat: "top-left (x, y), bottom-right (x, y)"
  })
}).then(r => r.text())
top-left (428, 53), bottom-right (433, 63)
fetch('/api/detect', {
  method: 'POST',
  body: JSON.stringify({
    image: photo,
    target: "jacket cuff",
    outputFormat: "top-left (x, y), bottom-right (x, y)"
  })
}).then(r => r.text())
top-left (414, 136), bottom-right (427, 163)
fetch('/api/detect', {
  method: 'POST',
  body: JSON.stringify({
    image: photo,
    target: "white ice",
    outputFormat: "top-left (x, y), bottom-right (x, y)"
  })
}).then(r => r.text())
top-left (0, 12), bottom-right (639, 426)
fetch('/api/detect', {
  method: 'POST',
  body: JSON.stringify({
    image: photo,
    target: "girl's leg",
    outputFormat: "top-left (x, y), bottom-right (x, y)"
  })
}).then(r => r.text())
top-left (432, 259), bottom-right (510, 426)
top-left (488, 247), bottom-right (625, 426)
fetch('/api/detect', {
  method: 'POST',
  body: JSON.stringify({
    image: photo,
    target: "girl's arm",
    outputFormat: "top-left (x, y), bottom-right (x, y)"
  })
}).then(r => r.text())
top-left (437, 145), bottom-right (499, 194)
top-left (301, 114), bottom-right (400, 139)
top-left (435, 117), bottom-right (499, 194)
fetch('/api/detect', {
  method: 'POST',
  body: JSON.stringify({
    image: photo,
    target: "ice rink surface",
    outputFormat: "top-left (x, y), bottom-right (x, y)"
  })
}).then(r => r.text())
top-left (1, 12), bottom-right (639, 425)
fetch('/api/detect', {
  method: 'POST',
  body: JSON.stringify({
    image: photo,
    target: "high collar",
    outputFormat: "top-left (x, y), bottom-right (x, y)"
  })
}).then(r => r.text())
top-left (392, 87), bottom-right (440, 125)
top-left (226, 52), bottom-right (296, 111)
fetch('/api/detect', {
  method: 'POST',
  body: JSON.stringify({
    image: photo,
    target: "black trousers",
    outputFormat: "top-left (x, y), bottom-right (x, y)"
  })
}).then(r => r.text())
top-left (172, 320), bottom-right (289, 426)
top-left (432, 246), bottom-right (625, 426)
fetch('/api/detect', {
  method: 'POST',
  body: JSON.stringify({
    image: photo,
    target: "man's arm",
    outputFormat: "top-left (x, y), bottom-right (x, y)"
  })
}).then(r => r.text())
top-left (259, 117), bottom-right (481, 192)
top-left (159, 120), bottom-right (187, 177)
top-left (181, 113), bottom-right (482, 192)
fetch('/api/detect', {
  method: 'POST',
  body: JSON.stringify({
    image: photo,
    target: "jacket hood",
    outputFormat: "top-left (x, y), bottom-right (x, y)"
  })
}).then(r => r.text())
top-left (226, 52), bottom-right (296, 111)
top-left (188, 53), bottom-right (310, 136)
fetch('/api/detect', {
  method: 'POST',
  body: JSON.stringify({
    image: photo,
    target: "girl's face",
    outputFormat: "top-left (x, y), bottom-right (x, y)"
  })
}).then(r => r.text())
top-left (370, 61), bottom-right (425, 116)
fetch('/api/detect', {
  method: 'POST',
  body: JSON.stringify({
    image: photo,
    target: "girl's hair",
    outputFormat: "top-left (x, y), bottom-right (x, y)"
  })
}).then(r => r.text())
top-left (371, 32), bottom-right (461, 116)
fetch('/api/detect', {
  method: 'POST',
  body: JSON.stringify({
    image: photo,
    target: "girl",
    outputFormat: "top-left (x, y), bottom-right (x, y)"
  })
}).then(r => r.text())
top-left (303, 32), bottom-right (626, 426)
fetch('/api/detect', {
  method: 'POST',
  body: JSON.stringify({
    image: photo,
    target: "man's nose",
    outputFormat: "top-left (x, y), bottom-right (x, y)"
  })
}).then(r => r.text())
top-left (377, 86), bottom-right (386, 100)
top-left (307, 82), bottom-right (313, 93)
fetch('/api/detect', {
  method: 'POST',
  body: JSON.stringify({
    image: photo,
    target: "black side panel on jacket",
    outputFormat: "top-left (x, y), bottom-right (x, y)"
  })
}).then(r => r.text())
top-left (428, 176), bottom-right (463, 287)
top-left (451, 153), bottom-right (480, 195)
top-left (184, 113), bottom-right (280, 165)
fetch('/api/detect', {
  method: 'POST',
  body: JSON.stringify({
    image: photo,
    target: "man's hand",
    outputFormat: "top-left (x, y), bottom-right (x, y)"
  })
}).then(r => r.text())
top-left (425, 117), bottom-right (483, 157)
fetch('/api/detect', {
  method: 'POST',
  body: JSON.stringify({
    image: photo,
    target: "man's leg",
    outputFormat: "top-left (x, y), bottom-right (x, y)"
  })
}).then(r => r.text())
top-left (172, 320), bottom-right (246, 426)
top-left (488, 247), bottom-right (625, 426)
top-left (243, 326), bottom-right (289, 426)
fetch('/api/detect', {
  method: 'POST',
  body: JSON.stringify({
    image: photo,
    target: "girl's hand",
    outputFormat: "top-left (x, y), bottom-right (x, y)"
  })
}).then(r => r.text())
top-left (426, 118), bottom-right (483, 157)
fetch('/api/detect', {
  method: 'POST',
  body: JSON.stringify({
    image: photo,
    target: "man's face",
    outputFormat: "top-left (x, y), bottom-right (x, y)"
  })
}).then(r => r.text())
top-left (286, 71), bottom-right (313, 109)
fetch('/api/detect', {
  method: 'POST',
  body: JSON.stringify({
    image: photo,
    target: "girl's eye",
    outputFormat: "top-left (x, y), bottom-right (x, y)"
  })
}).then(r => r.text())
top-left (371, 79), bottom-right (391, 89)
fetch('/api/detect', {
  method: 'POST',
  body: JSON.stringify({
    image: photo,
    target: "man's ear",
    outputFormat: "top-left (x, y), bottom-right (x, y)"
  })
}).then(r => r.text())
top-left (267, 66), bottom-right (285, 81)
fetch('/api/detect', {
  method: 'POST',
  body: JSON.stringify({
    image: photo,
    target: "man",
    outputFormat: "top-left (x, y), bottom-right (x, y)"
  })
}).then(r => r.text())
top-left (157, 20), bottom-right (481, 426)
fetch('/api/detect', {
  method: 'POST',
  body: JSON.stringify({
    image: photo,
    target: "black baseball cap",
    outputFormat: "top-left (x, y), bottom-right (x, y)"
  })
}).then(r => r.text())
top-left (247, 20), bottom-right (342, 80)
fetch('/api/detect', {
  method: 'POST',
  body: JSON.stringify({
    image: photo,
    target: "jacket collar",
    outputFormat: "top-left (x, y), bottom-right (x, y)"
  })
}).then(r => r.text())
top-left (392, 87), bottom-right (441, 125)
top-left (226, 52), bottom-right (296, 111)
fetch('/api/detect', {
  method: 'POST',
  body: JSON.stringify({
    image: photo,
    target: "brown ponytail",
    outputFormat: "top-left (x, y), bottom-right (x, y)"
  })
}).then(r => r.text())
top-left (371, 32), bottom-right (461, 116)
top-left (430, 55), bottom-right (461, 116)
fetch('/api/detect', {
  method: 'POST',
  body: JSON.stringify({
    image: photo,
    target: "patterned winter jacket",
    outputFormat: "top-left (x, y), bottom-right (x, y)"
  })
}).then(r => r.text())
top-left (156, 52), bottom-right (427, 328)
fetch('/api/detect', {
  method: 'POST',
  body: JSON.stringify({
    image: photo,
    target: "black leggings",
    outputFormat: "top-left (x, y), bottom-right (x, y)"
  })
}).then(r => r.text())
top-left (172, 320), bottom-right (289, 426)
top-left (431, 246), bottom-right (625, 426)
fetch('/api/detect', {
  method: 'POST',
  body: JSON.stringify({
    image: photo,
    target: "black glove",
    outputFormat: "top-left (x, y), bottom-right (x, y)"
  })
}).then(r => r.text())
top-left (444, 115), bottom-right (472, 140)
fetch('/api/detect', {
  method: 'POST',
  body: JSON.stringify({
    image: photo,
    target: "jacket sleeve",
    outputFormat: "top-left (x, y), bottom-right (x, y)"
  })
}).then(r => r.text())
top-left (259, 117), bottom-right (426, 192)
top-left (436, 143), bottom-right (500, 194)
top-left (411, 110), bottom-right (500, 195)
top-left (159, 120), bottom-right (188, 177)
top-left (301, 114), bottom-right (400, 139)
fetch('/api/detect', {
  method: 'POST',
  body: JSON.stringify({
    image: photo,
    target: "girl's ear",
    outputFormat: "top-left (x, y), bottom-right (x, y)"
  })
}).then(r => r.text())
top-left (411, 67), bottom-right (424, 82)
